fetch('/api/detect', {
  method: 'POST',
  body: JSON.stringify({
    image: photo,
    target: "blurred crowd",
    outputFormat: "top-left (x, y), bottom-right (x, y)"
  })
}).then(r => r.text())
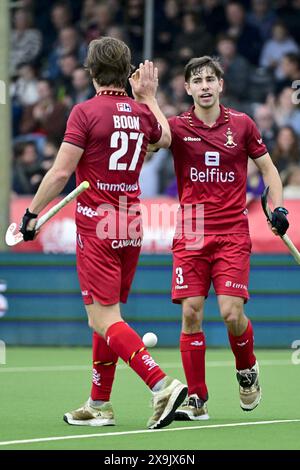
top-left (10, 0), bottom-right (300, 200)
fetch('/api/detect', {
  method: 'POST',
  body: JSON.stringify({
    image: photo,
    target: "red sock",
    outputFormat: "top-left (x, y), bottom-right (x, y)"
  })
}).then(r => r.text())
top-left (180, 332), bottom-right (208, 401)
top-left (228, 320), bottom-right (256, 370)
top-left (106, 321), bottom-right (165, 389)
top-left (91, 331), bottom-right (118, 401)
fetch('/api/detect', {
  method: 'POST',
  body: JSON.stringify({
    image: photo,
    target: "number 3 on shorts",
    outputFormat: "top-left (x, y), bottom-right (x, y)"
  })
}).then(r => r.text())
top-left (176, 267), bottom-right (184, 285)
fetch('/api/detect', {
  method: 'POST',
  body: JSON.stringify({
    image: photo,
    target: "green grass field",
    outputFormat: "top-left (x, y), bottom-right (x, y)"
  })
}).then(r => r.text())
top-left (0, 347), bottom-right (299, 450)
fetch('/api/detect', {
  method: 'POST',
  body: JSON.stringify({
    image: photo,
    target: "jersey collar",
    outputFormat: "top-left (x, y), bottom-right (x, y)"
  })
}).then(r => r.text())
top-left (96, 90), bottom-right (128, 97)
top-left (187, 104), bottom-right (229, 129)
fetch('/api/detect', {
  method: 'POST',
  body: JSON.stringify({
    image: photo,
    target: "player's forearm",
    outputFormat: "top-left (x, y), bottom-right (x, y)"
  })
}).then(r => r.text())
top-left (29, 168), bottom-right (70, 215)
top-left (261, 165), bottom-right (283, 208)
top-left (140, 97), bottom-right (171, 146)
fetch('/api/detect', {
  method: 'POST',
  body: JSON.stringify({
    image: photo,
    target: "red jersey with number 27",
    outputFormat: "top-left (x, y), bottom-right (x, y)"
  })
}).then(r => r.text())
top-left (169, 105), bottom-right (267, 234)
top-left (63, 92), bottom-right (162, 236)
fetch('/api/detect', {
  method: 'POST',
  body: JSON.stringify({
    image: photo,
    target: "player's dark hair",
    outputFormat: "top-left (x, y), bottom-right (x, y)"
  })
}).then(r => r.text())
top-left (184, 56), bottom-right (224, 82)
top-left (85, 37), bottom-right (133, 89)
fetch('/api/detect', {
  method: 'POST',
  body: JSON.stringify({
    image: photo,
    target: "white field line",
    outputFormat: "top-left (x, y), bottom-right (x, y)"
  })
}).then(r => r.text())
top-left (0, 359), bottom-right (293, 373)
top-left (0, 419), bottom-right (300, 447)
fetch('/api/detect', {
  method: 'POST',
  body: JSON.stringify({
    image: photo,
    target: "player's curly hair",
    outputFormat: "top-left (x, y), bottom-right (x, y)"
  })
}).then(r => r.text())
top-left (184, 56), bottom-right (224, 82)
top-left (85, 37), bottom-right (134, 88)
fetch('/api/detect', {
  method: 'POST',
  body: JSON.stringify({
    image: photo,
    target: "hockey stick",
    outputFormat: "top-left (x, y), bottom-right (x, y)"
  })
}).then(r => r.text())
top-left (261, 186), bottom-right (300, 264)
top-left (5, 180), bottom-right (90, 246)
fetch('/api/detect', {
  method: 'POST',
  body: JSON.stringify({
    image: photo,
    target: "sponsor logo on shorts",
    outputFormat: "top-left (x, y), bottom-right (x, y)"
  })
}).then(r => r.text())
top-left (111, 238), bottom-right (142, 249)
top-left (141, 354), bottom-right (158, 371)
top-left (225, 281), bottom-right (247, 290)
top-left (190, 341), bottom-right (204, 346)
top-left (175, 284), bottom-right (188, 290)
top-left (81, 290), bottom-right (89, 296)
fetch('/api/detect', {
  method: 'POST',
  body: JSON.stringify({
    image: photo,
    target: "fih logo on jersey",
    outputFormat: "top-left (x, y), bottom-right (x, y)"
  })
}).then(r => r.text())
top-left (117, 103), bottom-right (132, 112)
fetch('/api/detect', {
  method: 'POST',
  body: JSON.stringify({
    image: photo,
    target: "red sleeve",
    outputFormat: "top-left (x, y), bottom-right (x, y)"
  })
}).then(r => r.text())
top-left (245, 115), bottom-right (268, 159)
top-left (63, 105), bottom-right (88, 149)
top-left (142, 104), bottom-right (162, 144)
top-left (168, 116), bottom-right (178, 153)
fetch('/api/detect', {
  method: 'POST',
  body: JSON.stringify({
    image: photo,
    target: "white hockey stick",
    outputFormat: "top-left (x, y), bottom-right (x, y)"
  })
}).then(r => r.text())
top-left (5, 180), bottom-right (90, 247)
top-left (261, 186), bottom-right (300, 265)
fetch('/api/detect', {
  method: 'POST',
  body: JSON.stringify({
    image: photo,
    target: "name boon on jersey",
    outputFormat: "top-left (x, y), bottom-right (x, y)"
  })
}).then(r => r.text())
top-left (113, 115), bottom-right (140, 130)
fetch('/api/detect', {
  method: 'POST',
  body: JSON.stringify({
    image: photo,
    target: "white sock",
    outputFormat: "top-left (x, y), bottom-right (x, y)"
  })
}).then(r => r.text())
top-left (89, 398), bottom-right (106, 407)
top-left (152, 377), bottom-right (166, 392)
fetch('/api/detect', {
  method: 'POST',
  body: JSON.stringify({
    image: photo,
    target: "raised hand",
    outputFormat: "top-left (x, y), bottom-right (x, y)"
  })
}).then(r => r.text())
top-left (129, 60), bottom-right (159, 102)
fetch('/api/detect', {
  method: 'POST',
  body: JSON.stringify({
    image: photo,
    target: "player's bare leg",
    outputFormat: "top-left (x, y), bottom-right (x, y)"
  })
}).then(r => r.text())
top-left (175, 296), bottom-right (209, 421)
top-left (218, 295), bottom-right (261, 411)
top-left (64, 301), bottom-right (187, 429)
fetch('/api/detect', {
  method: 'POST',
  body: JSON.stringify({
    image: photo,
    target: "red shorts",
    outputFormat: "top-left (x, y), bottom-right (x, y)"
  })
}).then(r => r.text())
top-left (172, 234), bottom-right (251, 303)
top-left (76, 233), bottom-right (141, 305)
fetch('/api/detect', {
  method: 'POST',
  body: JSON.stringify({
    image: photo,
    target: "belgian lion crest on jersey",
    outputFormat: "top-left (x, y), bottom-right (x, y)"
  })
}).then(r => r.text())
top-left (224, 128), bottom-right (237, 147)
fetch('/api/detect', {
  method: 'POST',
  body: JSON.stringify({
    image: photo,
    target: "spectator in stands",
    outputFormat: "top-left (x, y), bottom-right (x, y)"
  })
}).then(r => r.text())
top-left (271, 126), bottom-right (300, 173)
top-left (154, 0), bottom-right (180, 58)
top-left (83, 3), bottom-right (114, 43)
top-left (36, 2), bottom-right (73, 58)
top-left (259, 21), bottom-right (299, 79)
top-left (247, 0), bottom-right (277, 41)
top-left (10, 8), bottom-right (42, 77)
top-left (78, 0), bottom-right (97, 35)
top-left (12, 141), bottom-right (43, 194)
top-left (181, 0), bottom-right (201, 15)
top-left (46, 26), bottom-right (87, 80)
top-left (68, 67), bottom-right (94, 106)
top-left (11, 63), bottom-right (39, 107)
top-left (224, 1), bottom-right (262, 65)
top-left (168, 69), bottom-right (191, 113)
top-left (200, 0), bottom-right (226, 36)
top-left (275, 52), bottom-right (300, 95)
top-left (105, 25), bottom-right (129, 43)
top-left (216, 34), bottom-right (251, 106)
top-left (20, 79), bottom-right (68, 145)
top-left (276, 0), bottom-right (300, 45)
top-left (125, 0), bottom-right (144, 62)
top-left (171, 13), bottom-right (214, 66)
top-left (269, 87), bottom-right (300, 136)
top-left (282, 164), bottom-right (300, 199)
top-left (253, 104), bottom-right (277, 153)
top-left (40, 138), bottom-right (59, 173)
top-left (56, 54), bottom-right (79, 102)
top-left (10, 0), bottom-right (300, 196)
top-left (50, 2), bottom-right (73, 41)
top-left (153, 57), bottom-right (171, 92)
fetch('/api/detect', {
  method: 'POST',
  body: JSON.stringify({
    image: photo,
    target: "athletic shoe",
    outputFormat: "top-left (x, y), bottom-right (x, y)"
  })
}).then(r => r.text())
top-left (147, 376), bottom-right (188, 429)
top-left (237, 361), bottom-right (261, 411)
top-left (63, 398), bottom-right (115, 426)
top-left (174, 394), bottom-right (209, 421)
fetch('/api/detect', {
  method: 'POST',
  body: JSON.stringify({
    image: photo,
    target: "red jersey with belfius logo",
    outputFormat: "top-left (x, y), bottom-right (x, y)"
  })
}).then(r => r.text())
top-left (169, 105), bottom-right (267, 234)
top-left (63, 91), bottom-right (162, 237)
